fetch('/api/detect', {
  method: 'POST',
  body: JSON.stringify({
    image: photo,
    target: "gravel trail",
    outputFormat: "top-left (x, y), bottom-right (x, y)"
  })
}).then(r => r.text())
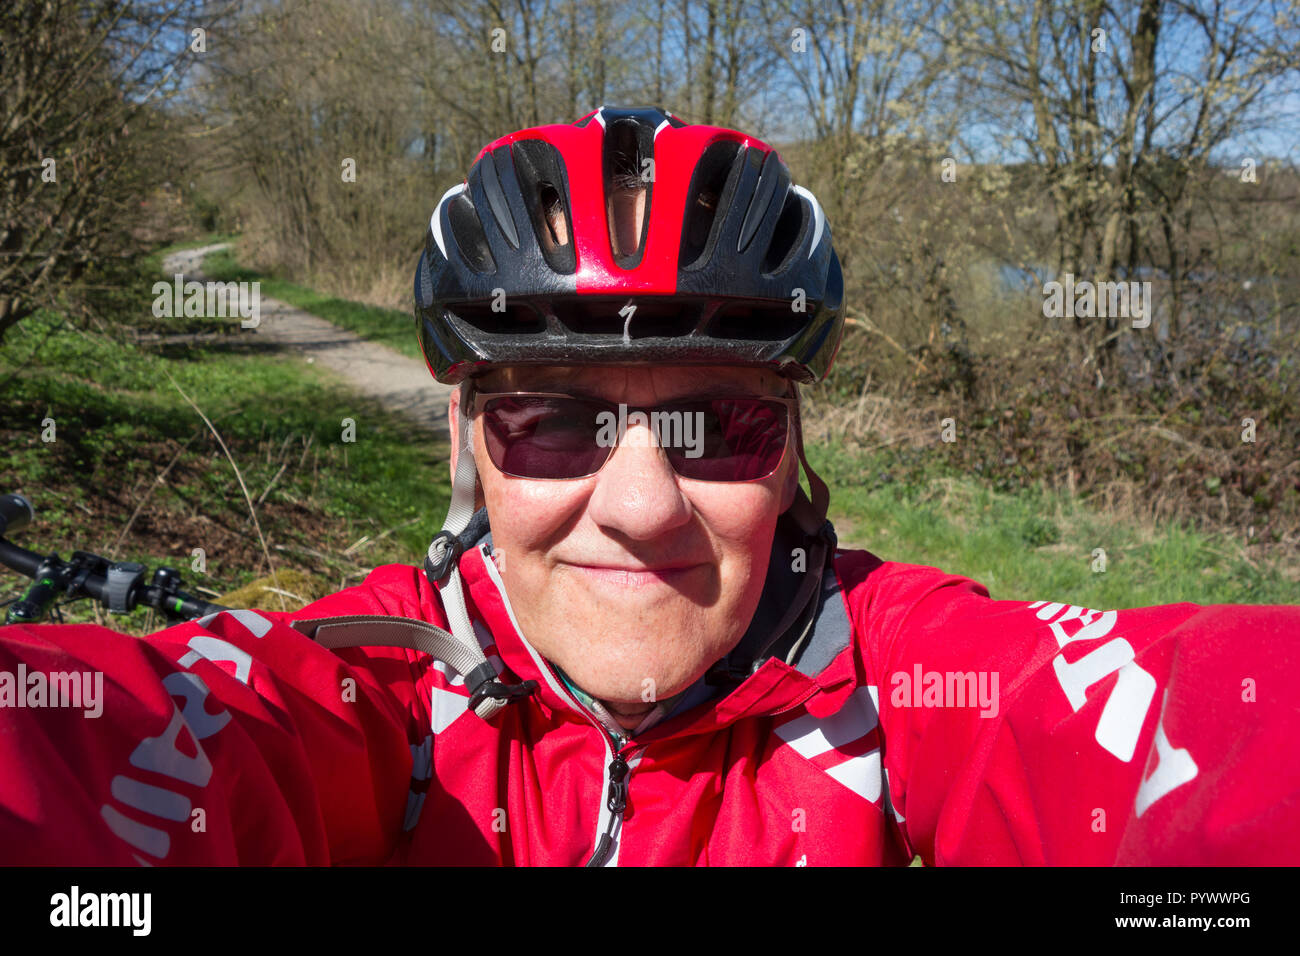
top-left (160, 244), bottom-right (452, 438)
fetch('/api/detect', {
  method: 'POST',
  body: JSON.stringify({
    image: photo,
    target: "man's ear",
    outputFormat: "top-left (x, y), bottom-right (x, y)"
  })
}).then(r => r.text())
top-left (447, 386), bottom-right (463, 486)
top-left (448, 383), bottom-right (486, 511)
top-left (779, 448), bottom-right (800, 513)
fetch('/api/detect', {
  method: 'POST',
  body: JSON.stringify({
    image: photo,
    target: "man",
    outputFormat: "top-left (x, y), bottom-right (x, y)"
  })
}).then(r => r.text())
top-left (1, 107), bottom-right (1297, 865)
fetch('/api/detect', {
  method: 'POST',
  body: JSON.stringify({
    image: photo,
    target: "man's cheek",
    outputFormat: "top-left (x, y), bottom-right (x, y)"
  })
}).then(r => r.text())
top-left (483, 494), bottom-right (557, 553)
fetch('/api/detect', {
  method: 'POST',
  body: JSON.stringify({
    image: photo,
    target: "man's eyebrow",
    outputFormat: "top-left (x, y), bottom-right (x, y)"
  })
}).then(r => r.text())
top-left (506, 368), bottom-right (584, 392)
top-left (663, 383), bottom-right (773, 400)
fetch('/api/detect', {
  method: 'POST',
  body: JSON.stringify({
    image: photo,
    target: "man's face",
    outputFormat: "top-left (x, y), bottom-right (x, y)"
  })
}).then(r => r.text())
top-left (449, 365), bottom-right (799, 726)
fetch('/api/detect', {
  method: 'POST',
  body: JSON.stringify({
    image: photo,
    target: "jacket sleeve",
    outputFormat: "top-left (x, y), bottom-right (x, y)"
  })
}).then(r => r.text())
top-left (0, 565), bottom-right (437, 865)
top-left (844, 555), bottom-right (1300, 865)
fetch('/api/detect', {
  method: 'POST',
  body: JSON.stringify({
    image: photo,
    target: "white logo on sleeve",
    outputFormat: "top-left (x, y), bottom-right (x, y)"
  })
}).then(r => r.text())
top-left (1029, 601), bottom-right (1199, 813)
top-left (1135, 689), bottom-right (1199, 816)
top-left (1029, 601), bottom-right (1158, 762)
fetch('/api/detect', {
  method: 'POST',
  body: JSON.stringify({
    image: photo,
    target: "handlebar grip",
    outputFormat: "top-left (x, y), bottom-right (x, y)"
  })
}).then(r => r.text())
top-left (0, 494), bottom-right (34, 538)
top-left (174, 596), bottom-right (228, 620)
top-left (0, 538), bottom-right (41, 578)
top-left (138, 583), bottom-right (227, 621)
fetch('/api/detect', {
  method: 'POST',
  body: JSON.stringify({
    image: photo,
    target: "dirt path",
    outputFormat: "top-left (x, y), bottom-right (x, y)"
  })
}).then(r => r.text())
top-left (161, 243), bottom-right (453, 438)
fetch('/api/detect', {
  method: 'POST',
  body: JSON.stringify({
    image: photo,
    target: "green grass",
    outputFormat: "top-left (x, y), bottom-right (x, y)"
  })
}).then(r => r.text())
top-left (201, 245), bottom-right (421, 360)
top-left (1, 250), bottom-right (449, 632)
top-left (808, 439), bottom-right (1300, 608)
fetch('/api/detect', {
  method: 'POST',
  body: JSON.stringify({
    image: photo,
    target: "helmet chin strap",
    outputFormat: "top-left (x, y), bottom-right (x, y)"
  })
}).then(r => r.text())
top-left (423, 384), bottom-right (536, 719)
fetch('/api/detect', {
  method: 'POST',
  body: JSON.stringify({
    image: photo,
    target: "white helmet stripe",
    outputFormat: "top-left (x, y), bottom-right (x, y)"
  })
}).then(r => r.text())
top-left (430, 183), bottom-right (468, 260)
top-left (791, 185), bottom-right (825, 259)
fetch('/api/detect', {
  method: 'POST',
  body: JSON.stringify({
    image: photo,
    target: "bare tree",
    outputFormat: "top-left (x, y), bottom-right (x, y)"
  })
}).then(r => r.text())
top-left (202, 0), bottom-right (428, 295)
top-left (758, 0), bottom-right (971, 385)
top-left (0, 0), bottom-right (222, 340)
top-left (946, 0), bottom-right (1300, 371)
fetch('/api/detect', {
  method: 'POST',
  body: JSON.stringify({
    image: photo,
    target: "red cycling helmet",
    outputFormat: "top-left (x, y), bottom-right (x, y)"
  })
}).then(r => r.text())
top-left (415, 106), bottom-right (844, 384)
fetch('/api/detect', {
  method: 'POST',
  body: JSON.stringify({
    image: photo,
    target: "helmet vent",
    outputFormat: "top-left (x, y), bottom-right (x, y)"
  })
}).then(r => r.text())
top-left (538, 183), bottom-right (566, 245)
top-left (604, 117), bottom-right (654, 267)
top-left (512, 139), bottom-right (576, 274)
top-left (706, 301), bottom-right (808, 342)
top-left (761, 190), bottom-right (808, 275)
top-left (447, 300), bottom-right (546, 335)
top-left (447, 193), bottom-right (496, 274)
top-left (680, 140), bottom-right (742, 270)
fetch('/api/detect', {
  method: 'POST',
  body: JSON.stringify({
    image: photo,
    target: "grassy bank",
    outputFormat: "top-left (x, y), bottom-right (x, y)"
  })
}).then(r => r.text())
top-left (0, 243), bottom-right (449, 633)
top-left (809, 440), bottom-right (1299, 607)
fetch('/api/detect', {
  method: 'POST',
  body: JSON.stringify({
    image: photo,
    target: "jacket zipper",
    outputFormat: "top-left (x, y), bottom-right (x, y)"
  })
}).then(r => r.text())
top-left (565, 686), bottom-right (641, 868)
top-left (584, 682), bottom-right (817, 866)
top-left (585, 748), bottom-right (631, 868)
top-left (522, 630), bottom-right (640, 866)
top-left (527, 652), bottom-right (643, 867)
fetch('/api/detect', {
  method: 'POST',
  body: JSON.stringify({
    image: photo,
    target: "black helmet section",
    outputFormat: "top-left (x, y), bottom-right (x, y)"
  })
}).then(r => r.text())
top-left (422, 140), bottom-right (579, 301)
top-left (414, 136), bottom-right (581, 382)
top-left (673, 138), bottom-right (843, 381)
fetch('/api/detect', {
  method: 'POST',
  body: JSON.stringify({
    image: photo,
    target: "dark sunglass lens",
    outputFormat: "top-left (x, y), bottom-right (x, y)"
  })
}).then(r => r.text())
top-left (482, 397), bottom-right (609, 479)
top-left (667, 399), bottom-right (788, 481)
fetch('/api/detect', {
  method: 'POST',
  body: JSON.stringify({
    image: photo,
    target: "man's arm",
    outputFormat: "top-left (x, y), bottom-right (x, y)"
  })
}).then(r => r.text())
top-left (0, 591), bottom-right (429, 865)
top-left (845, 557), bottom-right (1300, 864)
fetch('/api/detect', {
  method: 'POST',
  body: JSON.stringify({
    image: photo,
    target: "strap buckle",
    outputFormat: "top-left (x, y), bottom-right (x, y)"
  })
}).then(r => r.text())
top-left (467, 677), bottom-right (539, 712)
top-left (464, 660), bottom-right (539, 712)
top-left (424, 529), bottom-right (463, 583)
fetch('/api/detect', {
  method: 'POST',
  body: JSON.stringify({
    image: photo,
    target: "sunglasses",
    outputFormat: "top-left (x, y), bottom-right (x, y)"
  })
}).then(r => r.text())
top-left (470, 390), bottom-right (797, 482)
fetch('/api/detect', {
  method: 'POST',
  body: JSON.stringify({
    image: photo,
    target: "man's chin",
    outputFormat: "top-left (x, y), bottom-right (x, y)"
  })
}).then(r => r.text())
top-left (525, 586), bottom-right (743, 703)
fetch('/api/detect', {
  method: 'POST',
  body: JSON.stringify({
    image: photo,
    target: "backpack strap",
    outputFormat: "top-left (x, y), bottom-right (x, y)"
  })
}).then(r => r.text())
top-left (289, 613), bottom-right (536, 717)
top-left (405, 381), bottom-right (539, 719)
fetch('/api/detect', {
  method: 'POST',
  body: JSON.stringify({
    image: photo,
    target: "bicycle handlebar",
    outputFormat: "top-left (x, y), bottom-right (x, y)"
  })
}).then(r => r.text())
top-left (0, 537), bottom-right (40, 578)
top-left (0, 493), bottom-right (228, 624)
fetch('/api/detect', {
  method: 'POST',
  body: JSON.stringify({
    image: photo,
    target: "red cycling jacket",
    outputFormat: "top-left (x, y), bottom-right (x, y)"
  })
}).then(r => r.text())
top-left (1, 520), bottom-right (1298, 865)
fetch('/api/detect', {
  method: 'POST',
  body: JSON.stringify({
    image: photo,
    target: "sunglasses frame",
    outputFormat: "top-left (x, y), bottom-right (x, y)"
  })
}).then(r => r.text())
top-left (468, 388), bottom-right (800, 482)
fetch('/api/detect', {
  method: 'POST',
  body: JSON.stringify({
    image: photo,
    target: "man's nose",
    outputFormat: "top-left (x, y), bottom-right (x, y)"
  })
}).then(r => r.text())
top-left (585, 424), bottom-right (691, 540)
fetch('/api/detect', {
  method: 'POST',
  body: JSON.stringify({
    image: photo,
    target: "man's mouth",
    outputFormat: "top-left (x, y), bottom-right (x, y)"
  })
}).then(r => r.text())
top-left (565, 563), bottom-right (705, 589)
